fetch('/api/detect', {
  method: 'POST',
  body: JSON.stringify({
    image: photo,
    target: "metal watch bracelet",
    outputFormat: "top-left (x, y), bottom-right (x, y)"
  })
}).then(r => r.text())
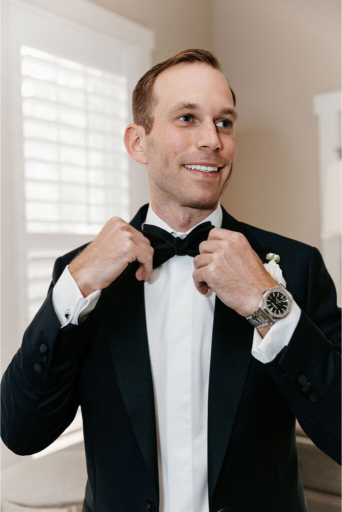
top-left (246, 307), bottom-right (274, 328)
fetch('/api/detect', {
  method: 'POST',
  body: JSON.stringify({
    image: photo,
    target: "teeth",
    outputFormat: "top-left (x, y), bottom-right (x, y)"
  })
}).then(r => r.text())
top-left (184, 165), bottom-right (219, 172)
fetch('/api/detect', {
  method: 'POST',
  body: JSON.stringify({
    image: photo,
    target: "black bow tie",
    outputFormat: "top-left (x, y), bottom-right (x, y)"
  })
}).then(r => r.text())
top-left (143, 221), bottom-right (214, 268)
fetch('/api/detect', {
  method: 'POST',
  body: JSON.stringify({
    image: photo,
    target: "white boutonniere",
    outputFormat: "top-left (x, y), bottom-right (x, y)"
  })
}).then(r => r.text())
top-left (264, 253), bottom-right (287, 287)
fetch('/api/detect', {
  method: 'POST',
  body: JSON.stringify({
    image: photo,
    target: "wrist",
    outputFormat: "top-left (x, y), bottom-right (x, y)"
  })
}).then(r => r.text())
top-left (68, 262), bottom-right (98, 298)
top-left (257, 325), bottom-right (273, 338)
top-left (238, 287), bottom-right (263, 318)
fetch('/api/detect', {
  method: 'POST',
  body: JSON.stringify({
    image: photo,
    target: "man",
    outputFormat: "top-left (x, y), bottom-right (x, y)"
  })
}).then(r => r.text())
top-left (1, 49), bottom-right (341, 512)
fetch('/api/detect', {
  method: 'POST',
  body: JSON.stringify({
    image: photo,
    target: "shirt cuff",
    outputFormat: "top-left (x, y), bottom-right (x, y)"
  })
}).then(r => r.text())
top-left (252, 301), bottom-right (302, 363)
top-left (52, 265), bottom-right (101, 328)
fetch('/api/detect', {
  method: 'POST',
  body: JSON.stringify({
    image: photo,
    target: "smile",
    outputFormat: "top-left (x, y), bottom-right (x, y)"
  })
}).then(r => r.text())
top-left (183, 164), bottom-right (220, 173)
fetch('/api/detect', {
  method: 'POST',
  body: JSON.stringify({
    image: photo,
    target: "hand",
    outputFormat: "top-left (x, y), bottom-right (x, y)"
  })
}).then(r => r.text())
top-left (193, 228), bottom-right (277, 317)
top-left (69, 217), bottom-right (154, 297)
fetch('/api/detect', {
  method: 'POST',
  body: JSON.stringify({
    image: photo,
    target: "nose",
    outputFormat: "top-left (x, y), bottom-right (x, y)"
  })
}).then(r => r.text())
top-left (196, 121), bottom-right (221, 151)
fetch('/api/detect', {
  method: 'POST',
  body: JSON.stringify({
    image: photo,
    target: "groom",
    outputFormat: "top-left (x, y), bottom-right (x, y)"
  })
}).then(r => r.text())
top-left (1, 49), bottom-right (341, 512)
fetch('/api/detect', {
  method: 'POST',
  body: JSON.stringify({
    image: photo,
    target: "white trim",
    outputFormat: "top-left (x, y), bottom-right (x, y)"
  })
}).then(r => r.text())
top-left (313, 90), bottom-right (341, 205)
top-left (7, 0), bottom-right (153, 337)
top-left (313, 90), bottom-right (341, 305)
top-left (8, 0), bottom-right (155, 52)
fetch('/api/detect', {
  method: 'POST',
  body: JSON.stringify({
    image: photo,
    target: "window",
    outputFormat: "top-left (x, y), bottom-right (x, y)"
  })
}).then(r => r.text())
top-left (6, 0), bottom-right (154, 457)
top-left (21, 44), bottom-right (130, 320)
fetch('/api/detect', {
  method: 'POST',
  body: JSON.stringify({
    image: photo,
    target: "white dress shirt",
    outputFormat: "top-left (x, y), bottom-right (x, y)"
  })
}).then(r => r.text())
top-left (52, 203), bottom-right (301, 512)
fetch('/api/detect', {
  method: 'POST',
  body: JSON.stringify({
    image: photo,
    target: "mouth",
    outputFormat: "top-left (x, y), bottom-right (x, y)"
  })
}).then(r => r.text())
top-left (183, 164), bottom-right (222, 174)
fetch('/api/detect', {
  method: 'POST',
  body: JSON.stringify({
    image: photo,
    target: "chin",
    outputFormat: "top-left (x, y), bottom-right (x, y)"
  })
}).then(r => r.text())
top-left (183, 195), bottom-right (219, 210)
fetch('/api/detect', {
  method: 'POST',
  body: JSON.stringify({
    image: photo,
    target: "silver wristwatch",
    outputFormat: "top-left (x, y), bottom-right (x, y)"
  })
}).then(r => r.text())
top-left (246, 284), bottom-right (293, 328)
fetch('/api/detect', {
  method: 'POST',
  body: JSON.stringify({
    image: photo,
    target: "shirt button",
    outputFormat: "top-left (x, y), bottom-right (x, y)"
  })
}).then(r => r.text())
top-left (146, 500), bottom-right (155, 511)
top-left (65, 308), bottom-right (71, 319)
top-left (37, 353), bottom-right (48, 363)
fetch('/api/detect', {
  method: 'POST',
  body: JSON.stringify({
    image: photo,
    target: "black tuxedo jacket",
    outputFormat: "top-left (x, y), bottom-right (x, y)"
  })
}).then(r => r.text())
top-left (1, 204), bottom-right (341, 512)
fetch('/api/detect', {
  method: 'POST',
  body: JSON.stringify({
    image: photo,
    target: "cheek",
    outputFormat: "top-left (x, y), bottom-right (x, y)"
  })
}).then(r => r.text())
top-left (223, 136), bottom-right (237, 157)
top-left (168, 131), bottom-right (192, 159)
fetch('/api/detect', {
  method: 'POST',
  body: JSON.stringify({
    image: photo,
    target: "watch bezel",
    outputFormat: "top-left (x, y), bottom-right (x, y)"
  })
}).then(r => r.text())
top-left (261, 284), bottom-right (292, 320)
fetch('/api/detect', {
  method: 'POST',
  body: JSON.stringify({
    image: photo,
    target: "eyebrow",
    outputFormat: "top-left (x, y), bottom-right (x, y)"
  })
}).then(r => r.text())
top-left (168, 102), bottom-right (238, 121)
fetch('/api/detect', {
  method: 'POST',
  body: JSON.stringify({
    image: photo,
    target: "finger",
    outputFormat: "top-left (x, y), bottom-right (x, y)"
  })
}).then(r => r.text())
top-left (116, 222), bottom-right (153, 244)
top-left (198, 240), bottom-right (224, 254)
top-left (192, 268), bottom-right (209, 295)
top-left (208, 228), bottom-right (246, 244)
top-left (193, 253), bottom-right (213, 269)
top-left (135, 264), bottom-right (145, 282)
top-left (133, 244), bottom-right (154, 281)
top-left (131, 236), bottom-right (154, 257)
top-left (124, 227), bottom-right (153, 248)
top-left (208, 227), bottom-right (230, 240)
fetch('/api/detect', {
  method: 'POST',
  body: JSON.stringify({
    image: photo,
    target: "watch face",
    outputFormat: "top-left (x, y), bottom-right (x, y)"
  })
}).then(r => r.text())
top-left (266, 290), bottom-right (289, 317)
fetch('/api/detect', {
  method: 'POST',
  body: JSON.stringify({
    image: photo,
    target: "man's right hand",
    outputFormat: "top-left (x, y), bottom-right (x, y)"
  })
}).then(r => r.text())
top-left (68, 217), bottom-right (154, 298)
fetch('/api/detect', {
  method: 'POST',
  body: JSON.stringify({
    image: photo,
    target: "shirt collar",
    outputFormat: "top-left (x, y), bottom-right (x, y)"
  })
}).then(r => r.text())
top-left (143, 203), bottom-right (223, 238)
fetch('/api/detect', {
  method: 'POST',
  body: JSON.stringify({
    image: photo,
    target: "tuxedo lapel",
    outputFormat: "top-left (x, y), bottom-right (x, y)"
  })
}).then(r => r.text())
top-left (207, 207), bottom-right (272, 499)
top-left (101, 203), bottom-right (158, 495)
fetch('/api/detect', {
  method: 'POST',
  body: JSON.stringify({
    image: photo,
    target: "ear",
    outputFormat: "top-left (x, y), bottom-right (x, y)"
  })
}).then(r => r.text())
top-left (124, 124), bottom-right (148, 165)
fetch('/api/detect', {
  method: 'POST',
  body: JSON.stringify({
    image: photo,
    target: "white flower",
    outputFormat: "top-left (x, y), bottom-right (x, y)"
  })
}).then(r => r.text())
top-left (266, 252), bottom-right (280, 263)
top-left (264, 253), bottom-right (286, 287)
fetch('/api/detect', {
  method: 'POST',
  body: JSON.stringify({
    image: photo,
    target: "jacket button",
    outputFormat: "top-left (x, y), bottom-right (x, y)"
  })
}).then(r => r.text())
top-left (298, 374), bottom-right (307, 386)
top-left (39, 343), bottom-right (49, 354)
top-left (146, 500), bottom-right (155, 511)
top-left (309, 391), bottom-right (320, 403)
top-left (34, 363), bottom-right (43, 373)
top-left (303, 382), bottom-right (314, 394)
top-left (37, 353), bottom-right (48, 363)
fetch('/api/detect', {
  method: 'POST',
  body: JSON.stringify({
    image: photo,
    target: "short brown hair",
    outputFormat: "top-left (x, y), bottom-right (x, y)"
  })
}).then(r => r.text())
top-left (132, 49), bottom-right (236, 135)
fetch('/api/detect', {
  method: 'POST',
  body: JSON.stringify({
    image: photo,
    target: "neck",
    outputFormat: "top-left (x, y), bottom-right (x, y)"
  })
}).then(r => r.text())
top-left (150, 200), bottom-right (218, 232)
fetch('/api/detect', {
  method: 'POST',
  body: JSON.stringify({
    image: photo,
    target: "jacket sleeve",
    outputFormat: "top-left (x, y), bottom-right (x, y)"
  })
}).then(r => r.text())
top-left (263, 246), bottom-right (341, 465)
top-left (1, 255), bottom-right (95, 455)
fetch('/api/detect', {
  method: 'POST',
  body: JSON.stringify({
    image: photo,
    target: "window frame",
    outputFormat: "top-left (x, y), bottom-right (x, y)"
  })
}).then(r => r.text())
top-left (6, 0), bottom-right (154, 337)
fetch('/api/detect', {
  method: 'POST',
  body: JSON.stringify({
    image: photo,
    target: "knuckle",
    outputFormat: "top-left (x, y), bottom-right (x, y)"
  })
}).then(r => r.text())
top-left (123, 231), bottom-right (133, 240)
top-left (209, 227), bottom-right (219, 238)
top-left (234, 232), bottom-right (245, 243)
top-left (223, 240), bottom-right (231, 251)
top-left (123, 239), bottom-right (133, 253)
top-left (213, 252), bottom-right (222, 262)
top-left (208, 264), bottom-right (220, 279)
top-left (109, 216), bottom-right (121, 224)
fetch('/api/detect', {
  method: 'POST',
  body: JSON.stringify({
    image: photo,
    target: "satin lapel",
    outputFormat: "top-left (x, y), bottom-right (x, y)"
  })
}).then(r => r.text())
top-left (101, 204), bottom-right (159, 495)
top-left (207, 207), bottom-right (272, 499)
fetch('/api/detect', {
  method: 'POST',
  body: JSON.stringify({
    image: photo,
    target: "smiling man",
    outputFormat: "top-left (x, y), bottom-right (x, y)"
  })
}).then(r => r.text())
top-left (1, 49), bottom-right (341, 512)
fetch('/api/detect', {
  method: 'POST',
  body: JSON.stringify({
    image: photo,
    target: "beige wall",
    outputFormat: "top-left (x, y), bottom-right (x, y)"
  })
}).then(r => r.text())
top-left (93, 0), bottom-right (341, 248)
top-left (90, 0), bottom-right (213, 65)
top-left (2, 0), bottom-right (340, 476)
top-left (214, 0), bottom-right (341, 248)
top-left (1, 0), bottom-right (213, 472)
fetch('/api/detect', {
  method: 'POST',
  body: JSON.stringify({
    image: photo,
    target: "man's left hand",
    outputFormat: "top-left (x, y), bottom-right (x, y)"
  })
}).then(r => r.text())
top-left (193, 228), bottom-right (277, 318)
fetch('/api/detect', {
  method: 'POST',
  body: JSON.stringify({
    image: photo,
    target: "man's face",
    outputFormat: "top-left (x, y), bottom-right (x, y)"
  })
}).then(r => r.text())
top-left (143, 62), bottom-right (237, 211)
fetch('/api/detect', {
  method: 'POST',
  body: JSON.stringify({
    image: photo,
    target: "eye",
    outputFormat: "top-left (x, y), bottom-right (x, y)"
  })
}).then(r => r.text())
top-left (216, 119), bottom-right (233, 129)
top-left (178, 114), bottom-right (194, 123)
